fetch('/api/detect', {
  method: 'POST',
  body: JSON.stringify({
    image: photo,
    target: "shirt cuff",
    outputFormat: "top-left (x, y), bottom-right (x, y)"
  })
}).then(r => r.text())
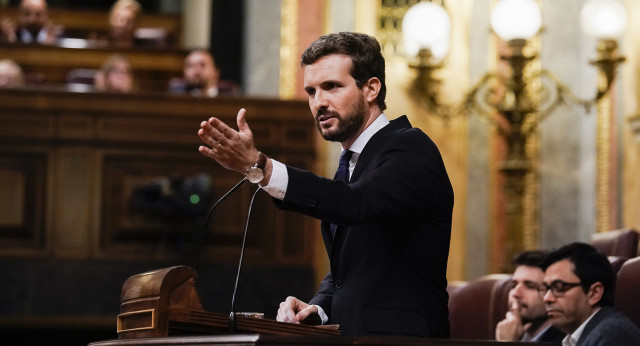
top-left (259, 158), bottom-right (287, 200)
top-left (315, 305), bottom-right (329, 325)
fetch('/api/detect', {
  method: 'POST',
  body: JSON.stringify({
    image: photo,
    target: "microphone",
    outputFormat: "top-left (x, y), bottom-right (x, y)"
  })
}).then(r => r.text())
top-left (229, 186), bottom-right (262, 333)
top-left (192, 177), bottom-right (247, 274)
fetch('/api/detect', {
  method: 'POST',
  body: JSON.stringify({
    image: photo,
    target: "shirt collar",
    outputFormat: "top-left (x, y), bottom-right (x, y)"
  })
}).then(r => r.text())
top-left (347, 113), bottom-right (389, 156)
top-left (562, 307), bottom-right (600, 346)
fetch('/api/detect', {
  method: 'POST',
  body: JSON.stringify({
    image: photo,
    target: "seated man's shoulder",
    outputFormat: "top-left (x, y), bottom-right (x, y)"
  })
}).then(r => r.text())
top-left (583, 308), bottom-right (640, 345)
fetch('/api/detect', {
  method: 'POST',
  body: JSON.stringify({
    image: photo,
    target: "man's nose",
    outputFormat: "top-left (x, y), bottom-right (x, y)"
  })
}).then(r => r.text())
top-left (512, 285), bottom-right (523, 298)
top-left (542, 289), bottom-right (555, 303)
top-left (312, 90), bottom-right (329, 107)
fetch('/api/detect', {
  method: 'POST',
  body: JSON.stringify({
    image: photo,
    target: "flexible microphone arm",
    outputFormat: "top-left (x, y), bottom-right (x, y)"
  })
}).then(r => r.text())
top-left (229, 186), bottom-right (262, 334)
top-left (193, 177), bottom-right (247, 274)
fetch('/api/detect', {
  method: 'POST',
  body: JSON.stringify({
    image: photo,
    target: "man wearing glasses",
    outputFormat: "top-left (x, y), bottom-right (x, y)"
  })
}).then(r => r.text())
top-left (541, 242), bottom-right (640, 346)
top-left (495, 250), bottom-right (565, 342)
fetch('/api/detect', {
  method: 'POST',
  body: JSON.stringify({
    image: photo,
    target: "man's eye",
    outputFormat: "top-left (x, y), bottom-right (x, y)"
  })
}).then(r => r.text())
top-left (324, 82), bottom-right (337, 89)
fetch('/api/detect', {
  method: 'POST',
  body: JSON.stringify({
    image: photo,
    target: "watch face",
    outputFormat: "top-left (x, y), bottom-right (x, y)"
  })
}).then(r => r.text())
top-left (246, 167), bottom-right (264, 184)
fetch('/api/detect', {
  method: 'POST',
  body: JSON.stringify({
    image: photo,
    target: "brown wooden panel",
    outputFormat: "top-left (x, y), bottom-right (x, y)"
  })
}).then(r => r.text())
top-left (0, 88), bottom-right (316, 265)
top-left (0, 151), bottom-right (47, 248)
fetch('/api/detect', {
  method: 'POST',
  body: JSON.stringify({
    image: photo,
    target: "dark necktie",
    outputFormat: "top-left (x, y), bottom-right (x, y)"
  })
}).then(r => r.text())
top-left (330, 150), bottom-right (352, 238)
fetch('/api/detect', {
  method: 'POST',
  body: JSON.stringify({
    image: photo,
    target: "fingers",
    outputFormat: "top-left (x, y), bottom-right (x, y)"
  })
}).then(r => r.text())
top-left (236, 108), bottom-right (248, 133)
top-left (197, 109), bottom-right (258, 172)
top-left (295, 305), bottom-right (321, 325)
top-left (276, 296), bottom-right (304, 324)
top-left (199, 118), bottom-right (228, 145)
top-left (236, 108), bottom-right (255, 138)
top-left (510, 300), bottom-right (522, 317)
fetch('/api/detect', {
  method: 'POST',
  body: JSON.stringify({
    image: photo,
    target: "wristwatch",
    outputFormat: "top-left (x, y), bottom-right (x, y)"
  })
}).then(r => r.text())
top-left (245, 151), bottom-right (267, 184)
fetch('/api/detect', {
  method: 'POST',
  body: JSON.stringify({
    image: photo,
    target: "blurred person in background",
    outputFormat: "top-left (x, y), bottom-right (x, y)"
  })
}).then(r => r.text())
top-left (90, 0), bottom-right (141, 48)
top-left (0, 0), bottom-right (62, 44)
top-left (496, 250), bottom-right (565, 342)
top-left (94, 54), bottom-right (135, 93)
top-left (0, 59), bottom-right (25, 88)
top-left (169, 49), bottom-right (239, 97)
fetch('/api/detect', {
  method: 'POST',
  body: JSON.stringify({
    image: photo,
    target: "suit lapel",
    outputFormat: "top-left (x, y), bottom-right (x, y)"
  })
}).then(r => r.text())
top-left (328, 115), bottom-right (412, 263)
top-left (351, 115), bottom-right (410, 182)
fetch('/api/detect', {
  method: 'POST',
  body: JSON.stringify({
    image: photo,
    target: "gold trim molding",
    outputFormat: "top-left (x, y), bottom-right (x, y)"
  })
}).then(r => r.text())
top-left (279, 0), bottom-right (298, 99)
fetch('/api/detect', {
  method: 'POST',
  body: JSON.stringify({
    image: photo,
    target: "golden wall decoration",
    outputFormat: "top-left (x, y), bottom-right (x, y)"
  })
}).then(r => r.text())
top-left (279, 0), bottom-right (298, 99)
top-left (596, 72), bottom-right (612, 232)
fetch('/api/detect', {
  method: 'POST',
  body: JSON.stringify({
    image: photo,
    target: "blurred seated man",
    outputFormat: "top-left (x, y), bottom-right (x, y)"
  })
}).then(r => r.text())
top-left (168, 49), bottom-right (239, 97)
top-left (94, 54), bottom-right (135, 93)
top-left (0, 59), bottom-right (25, 88)
top-left (0, 0), bottom-right (62, 44)
top-left (541, 242), bottom-right (640, 346)
top-left (496, 250), bottom-right (565, 342)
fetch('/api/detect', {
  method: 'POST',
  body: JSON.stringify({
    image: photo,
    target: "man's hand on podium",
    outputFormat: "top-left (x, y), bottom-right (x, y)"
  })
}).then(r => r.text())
top-left (276, 296), bottom-right (322, 325)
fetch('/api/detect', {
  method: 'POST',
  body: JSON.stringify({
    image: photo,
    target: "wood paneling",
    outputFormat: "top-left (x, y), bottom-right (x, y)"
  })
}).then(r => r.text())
top-left (0, 88), bottom-right (317, 265)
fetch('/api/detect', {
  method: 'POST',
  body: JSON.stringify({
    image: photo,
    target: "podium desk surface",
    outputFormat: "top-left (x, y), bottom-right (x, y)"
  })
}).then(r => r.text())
top-left (89, 334), bottom-right (559, 346)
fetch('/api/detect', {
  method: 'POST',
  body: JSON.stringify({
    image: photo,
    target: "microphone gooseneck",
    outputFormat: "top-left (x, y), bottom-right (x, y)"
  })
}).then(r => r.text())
top-left (193, 178), bottom-right (247, 274)
top-left (229, 186), bottom-right (262, 334)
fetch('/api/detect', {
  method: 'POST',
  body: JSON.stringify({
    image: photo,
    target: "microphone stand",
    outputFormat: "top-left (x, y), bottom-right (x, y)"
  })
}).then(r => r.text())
top-left (193, 178), bottom-right (246, 274)
top-left (229, 186), bottom-right (262, 334)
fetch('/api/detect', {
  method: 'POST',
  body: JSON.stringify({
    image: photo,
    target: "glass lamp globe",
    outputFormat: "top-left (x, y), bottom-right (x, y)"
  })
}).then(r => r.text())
top-left (491, 0), bottom-right (542, 41)
top-left (402, 2), bottom-right (451, 62)
top-left (580, 0), bottom-right (627, 40)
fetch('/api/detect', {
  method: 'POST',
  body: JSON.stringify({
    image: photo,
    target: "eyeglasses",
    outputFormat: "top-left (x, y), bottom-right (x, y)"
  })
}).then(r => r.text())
top-left (537, 280), bottom-right (584, 297)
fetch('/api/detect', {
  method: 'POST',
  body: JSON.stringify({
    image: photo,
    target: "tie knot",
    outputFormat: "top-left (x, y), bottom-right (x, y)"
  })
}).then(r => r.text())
top-left (339, 150), bottom-right (353, 165)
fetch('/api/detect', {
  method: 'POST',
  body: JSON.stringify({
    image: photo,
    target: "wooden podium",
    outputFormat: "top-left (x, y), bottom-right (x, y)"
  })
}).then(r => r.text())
top-left (115, 266), bottom-right (340, 339)
top-left (90, 266), bottom-right (552, 345)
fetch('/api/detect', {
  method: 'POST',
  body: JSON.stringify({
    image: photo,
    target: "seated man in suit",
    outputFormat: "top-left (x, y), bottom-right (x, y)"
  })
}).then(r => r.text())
top-left (496, 250), bottom-right (565, 342)
top-left (541, 242), bottom-right (640, 346)
top-left (0, 0), bottom-right (61, 44)
top-left (169, 49), bottom-right (239, 97)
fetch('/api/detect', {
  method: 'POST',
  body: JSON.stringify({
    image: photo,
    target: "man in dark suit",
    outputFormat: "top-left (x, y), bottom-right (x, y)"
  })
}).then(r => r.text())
top-left (197, 32), bottom-right (453, 337)
top-left (169, 49), bottom-right (240, 97)
top-left (541, 242), bottom-right (640, 345)
top-left (0, 0), bottom-right (61, 44)
top-left (496, 250), bottom-right (565, 342)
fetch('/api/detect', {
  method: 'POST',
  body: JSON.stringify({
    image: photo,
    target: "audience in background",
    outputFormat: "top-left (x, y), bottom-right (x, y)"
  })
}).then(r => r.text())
top-left (94, 54), bottom-right (135, 93)
top-left (0, 0), bottom-right (62, 44)
top-left (169, 49), bottom-right (239, 97)
top-left (89, 0), bottom-right (141, 48)
top-left (541, 242), bottom-right (640, 346)
top-left (496, 250), bottom-right (565, 342)
top-left (0, 59), bottom-right (25, 88)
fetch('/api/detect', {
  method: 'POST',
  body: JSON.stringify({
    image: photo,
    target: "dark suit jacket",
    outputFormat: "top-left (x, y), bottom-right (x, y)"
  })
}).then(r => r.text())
top-left (277, 115), bottom-right (454, 337)
top-left (533, 324), bottom-right (565, 342)
top-left (578, 306), bottom-right (640, 346)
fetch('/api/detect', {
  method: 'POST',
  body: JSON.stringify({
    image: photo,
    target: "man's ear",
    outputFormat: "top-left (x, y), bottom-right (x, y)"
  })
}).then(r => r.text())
top-left (364, 77), bottom-right (381, 103)
top-left (587, 282), bottom-right (604, 307)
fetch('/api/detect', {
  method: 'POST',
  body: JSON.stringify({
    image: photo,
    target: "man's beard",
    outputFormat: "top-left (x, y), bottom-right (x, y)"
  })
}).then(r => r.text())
top-left (520, 305), bottom-right (549, 325)
top-left (315, 96), bottom-right (365, 143)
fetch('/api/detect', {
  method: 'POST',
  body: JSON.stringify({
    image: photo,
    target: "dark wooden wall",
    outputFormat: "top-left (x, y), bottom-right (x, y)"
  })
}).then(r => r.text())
top-left (0, 88), bottom-right (320, 344)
